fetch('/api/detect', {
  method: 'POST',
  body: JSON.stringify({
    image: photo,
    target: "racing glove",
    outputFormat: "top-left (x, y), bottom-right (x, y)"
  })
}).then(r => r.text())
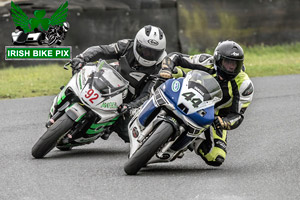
top-left (70, 55), bottom-right (86, 74)
top-left (117, 103), bottom-right (131, 116)
top-left (214, 116), bottom-right (231, 130)
top-left (159, 57), bottom-right (174, 79)
top-left (172, 67), bottom-right (186, 78)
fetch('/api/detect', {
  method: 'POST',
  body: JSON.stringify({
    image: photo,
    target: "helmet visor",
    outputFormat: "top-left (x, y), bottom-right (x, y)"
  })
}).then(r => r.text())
top-left (136, 40), bottom-right (164, 61)
top-left (220, 56), bottom-right (243, 75)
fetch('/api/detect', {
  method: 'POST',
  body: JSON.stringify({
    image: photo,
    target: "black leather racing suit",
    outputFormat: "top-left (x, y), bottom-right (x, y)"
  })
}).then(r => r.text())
top-left (79, 39), bottom-right (164, 142)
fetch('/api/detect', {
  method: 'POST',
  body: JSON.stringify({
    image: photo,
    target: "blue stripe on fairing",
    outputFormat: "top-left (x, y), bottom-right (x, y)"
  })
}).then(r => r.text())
top-left (162, 78), bottom-right (183, 105)
top-left (188, 105), bottom-right (215, 126)
top-left (138, 98), bottom-right (157, 126)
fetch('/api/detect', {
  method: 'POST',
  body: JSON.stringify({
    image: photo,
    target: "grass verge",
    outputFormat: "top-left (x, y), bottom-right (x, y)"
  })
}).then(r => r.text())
top-left (199, 43), bottom-right (300, 77)
top-left (1, 43), bottom-right (300, 99)
top-left (0, 64), bottom-right (70, 99)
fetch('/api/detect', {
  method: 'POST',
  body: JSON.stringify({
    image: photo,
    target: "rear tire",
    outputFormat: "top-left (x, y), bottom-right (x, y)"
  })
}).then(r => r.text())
top-left (31, 114), bottom-right (74, 158)
top-left (124, 121), bottom-right (174, 175)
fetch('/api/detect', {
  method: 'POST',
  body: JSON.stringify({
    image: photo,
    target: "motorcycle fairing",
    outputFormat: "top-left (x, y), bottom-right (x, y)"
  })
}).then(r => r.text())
top-left (138, 97), bottom-right (156, 126)
top-left (164, 78), bottom-right (216, 127)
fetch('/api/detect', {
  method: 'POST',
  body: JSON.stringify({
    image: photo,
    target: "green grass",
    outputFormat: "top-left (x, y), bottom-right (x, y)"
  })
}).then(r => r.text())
top-left (0, 64), bottom-right (71, 99)
top-left (1, 43), bottom-right (300, 100)
top-left (198, 43), bottom-right (300, 77)
top-left (244, 43), bottom-right (300, 77)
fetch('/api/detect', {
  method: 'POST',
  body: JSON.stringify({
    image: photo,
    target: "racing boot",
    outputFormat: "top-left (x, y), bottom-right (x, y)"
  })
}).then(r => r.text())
top-left (101, 129), bottom-right (112, 140)
top-left (194, 127), bottom-right (227, 166)
top-left (110, 112), bottom-right (130, 143)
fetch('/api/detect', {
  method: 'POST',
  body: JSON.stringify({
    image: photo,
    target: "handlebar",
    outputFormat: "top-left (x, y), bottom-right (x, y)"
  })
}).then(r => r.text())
top-left (64, 61), bottom-right (71, 70)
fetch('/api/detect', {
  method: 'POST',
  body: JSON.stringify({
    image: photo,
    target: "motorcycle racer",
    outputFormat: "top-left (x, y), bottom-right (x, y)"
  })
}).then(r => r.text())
top-left (159, 40), bottom-right (254, 166)
top-left (70, 25), bottom-right (167, 143)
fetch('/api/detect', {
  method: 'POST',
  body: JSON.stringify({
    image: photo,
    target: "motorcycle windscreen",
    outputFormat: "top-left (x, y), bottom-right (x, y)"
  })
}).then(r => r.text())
top-left (93, 62), bottom-right (128, 96)
top-left (187, 70), bottom-right (222, 104)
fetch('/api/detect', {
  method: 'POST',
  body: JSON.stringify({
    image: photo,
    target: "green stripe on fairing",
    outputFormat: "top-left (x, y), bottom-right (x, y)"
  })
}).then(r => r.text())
top-left (90, 121), bottom-right (115, 128)
top-left (57, 87), bottom-right (67, 105)
top-left (98, 61), bottom-right (105, 70)
top-left (79, 74), bottom-right (82, 90)
top-left (86, 116), bottom-right (119, 135)
top-left (75, 113), bottom-right (86, 122)
top-left (86, 128), bottom-right (104, 135)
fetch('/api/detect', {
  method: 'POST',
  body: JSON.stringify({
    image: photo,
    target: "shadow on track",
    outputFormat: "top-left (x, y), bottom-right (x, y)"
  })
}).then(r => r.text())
top-left (128, 163), bottom-right (227, 177)
top-left (31, 147), bottom-right (129, 160)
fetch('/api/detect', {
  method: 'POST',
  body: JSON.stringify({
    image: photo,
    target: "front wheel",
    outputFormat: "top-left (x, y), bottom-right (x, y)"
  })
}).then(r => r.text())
top-left (124, 121), bottom-right (174, 175)
top-left (31, 113), bottom-right (74, 158)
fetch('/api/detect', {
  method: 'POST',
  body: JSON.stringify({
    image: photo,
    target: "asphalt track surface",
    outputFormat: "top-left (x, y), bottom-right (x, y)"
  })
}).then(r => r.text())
top-left (0, 75), bottom-right (299, 200)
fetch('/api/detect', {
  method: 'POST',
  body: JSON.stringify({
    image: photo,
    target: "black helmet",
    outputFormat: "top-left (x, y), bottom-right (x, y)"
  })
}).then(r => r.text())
top-left (213, 40), bottom-right (244, 80)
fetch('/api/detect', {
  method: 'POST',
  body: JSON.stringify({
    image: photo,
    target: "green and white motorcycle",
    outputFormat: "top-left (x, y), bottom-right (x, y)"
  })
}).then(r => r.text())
top-left (31, 60), bottom-right (129, 158)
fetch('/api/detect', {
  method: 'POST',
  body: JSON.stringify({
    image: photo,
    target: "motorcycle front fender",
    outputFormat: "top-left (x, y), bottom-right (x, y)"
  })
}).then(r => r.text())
top-left (65, 103), bottom-right (87, 122)
top-left (128, 114), bottom-right (178, 158)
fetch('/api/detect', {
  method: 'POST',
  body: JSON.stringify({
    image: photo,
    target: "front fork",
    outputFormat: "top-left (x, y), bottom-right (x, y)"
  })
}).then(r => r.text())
top-left (136, 109), bottom-right (169, 143)
top-left (46, 101), bottom-right (70, 128)
top-left (46, 102), bottom-right (87, 128)
top-left (131, 109), bottom-right (185, 157)
top-left (58, 109), bottom-right (98, 145)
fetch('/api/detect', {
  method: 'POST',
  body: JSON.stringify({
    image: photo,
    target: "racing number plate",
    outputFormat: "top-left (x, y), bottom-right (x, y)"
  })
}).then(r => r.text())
top-left (81, 86), bottom-right (102, 106)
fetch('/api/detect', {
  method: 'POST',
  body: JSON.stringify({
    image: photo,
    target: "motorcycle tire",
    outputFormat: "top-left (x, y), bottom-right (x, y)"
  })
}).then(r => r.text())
top-left (124, 121), bottom-right (174, 175)
top-left (31, 113), bottom-right (74, 158)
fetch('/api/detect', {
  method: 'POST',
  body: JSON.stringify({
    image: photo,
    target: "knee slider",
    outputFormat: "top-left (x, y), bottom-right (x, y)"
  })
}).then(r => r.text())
top-left (200, 154), bottom-right (225, 167)
top-left (198, 145), bottom-right (227, 167)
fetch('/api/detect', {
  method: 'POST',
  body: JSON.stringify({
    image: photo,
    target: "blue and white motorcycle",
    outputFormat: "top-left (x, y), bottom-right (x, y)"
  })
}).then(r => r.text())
top-left (124, 70), bottom-right (222, 175)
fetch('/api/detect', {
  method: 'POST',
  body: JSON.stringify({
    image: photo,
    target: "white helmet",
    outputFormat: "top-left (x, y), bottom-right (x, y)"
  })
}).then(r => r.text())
top-left (63, 22), bottom-right (70, 32)
top-left (133, 25), bottom-right (167, 67)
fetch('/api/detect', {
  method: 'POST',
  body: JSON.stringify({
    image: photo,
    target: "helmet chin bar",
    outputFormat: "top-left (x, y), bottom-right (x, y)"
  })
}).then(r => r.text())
top-left (216, 67), bottom-right (237, 81)
top-left (137, 56), bottom-right (156, 67)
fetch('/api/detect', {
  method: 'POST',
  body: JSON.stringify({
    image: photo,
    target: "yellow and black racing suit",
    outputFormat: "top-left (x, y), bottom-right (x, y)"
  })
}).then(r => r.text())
top-left (165, 52), bottom-right (254, 166)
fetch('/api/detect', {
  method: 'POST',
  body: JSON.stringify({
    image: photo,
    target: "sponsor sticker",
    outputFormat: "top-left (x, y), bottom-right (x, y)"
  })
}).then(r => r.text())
top-left (100, 102), bottom-right (118, 109)
top-left (132, 127), bottom-right (139, 138)
top-left (171, 80), bottom-right (181, 92)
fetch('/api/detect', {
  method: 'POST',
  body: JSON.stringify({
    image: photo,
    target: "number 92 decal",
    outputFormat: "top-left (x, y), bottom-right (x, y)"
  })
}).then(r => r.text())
top-left (82, 88), bottom-right (101, 104)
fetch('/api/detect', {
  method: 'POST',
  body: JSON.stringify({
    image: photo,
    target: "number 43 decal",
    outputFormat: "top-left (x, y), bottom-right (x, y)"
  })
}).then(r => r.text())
top-left (182, 92), bottom-right (202, 108)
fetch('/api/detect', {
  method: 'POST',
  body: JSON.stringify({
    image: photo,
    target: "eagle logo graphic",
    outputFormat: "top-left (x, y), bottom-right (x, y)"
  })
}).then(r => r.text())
top-left (11, 1), bottom-right (69, 45)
